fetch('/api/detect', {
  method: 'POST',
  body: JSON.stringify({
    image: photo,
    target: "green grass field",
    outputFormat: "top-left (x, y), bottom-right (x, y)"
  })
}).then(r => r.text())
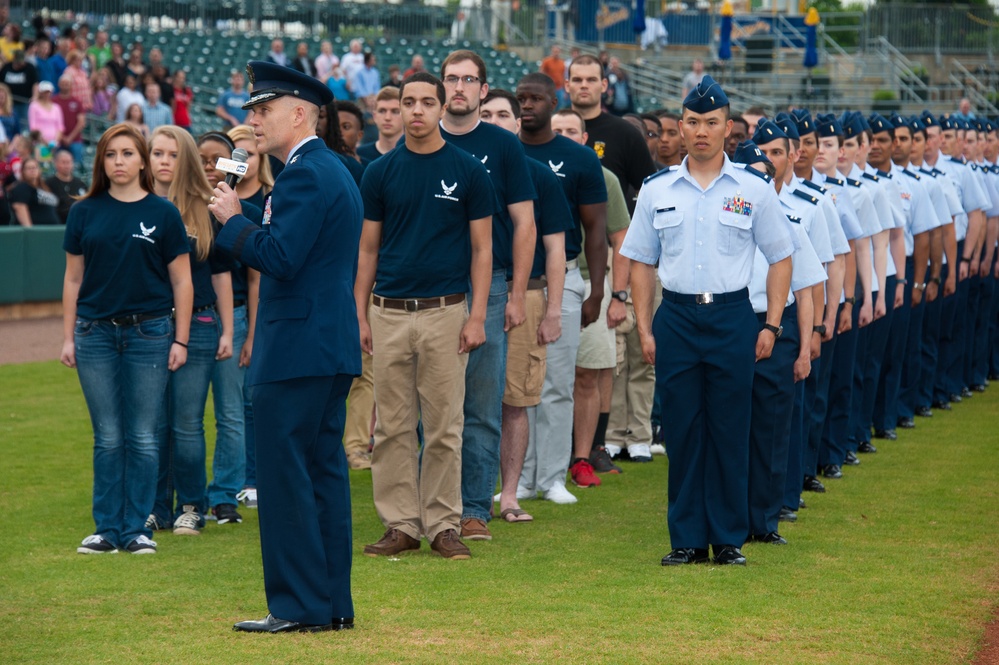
top-left (1, 360), bottom-right (998, 664)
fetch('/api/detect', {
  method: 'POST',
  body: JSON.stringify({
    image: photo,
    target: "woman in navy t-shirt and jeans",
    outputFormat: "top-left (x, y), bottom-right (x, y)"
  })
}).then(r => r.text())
top-left (62, 123), bottom-right (193, 555)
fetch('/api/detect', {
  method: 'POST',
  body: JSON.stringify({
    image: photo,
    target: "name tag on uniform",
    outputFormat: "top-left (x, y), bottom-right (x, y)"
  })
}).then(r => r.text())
top-left (655, 206), bottom-right (676, 213)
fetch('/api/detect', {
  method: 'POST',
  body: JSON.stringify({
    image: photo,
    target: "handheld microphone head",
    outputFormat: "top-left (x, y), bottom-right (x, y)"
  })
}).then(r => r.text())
top-left (217, 148), bottom-right (250, 188)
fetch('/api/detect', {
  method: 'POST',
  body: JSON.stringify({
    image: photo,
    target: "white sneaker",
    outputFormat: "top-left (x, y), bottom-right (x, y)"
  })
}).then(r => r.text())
top-left (604, 443), bottom-right (622, 458)
top-left (628, 443), bottom-right (653, 462)
top-left (650, 443), bottom-right (666, 455)
top-left (236, 487), bottom-right (258, 509)
top-left (543, 482), bottom-right (578, 504)
top-left (494, 486), bottom-right (537, 502)
top-left (172, 506), bottom-right (203, 536)
top-left (77, 534), bottom-right (117, 554)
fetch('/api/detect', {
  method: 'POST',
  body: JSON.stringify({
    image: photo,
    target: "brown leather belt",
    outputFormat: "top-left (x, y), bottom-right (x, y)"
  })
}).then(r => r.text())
top-left (508, 278), bottom-right (547, 290)
top-left (373, 293), bottom-right (466, 312)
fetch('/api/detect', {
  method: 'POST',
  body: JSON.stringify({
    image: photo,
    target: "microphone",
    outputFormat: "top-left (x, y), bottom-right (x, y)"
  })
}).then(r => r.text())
top-left (216, 148), bottom-right (249, 188)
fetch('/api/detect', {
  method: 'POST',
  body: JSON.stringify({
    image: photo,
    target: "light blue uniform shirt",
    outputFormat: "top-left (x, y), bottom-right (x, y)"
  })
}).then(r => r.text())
top-left (891, 162), bottom-right (944, 256)
top-left (779, 184), bottom-right (834, 264)
top-left (933, 157), bottom-right (990, 240)
top-left (622, 156), bottom-right (796, 294)
top-left (854, 164), bottom-right (899, 277)
top-left (749, 204), bottom-right (827, 313)
top-left (841, 165), bottom-right (885, 286)
top-left (819, 172), bottom-right (874, 240)
top-left (793, 173), bottom-right (850, 257)
top-left (973, 161), bottom-right (999, 217)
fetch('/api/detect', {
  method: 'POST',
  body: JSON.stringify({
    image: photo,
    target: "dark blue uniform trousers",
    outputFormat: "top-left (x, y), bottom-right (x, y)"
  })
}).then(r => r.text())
top-left (805, 335), bottom-right (837, 476)
top-left (847, 305), bottom-right (871, 452)
top-left (934, 258), bottom-right (961, 402)
top-left (783, 379), bottom-right (807, 512)
top-left (252, 374), bottom-right (354, 625)
top-left (820, 300), bottom-right (860, 467)
top-left (856, 275), bottom-right (896, 443)
top-left (873, 275), bottom-right (910, 432)
top-left (972, 271), bottom-right (995, 386)
top-left (749, 304), bottom-right (798, 537)
top-left (963, 274), bottom-right (981, 388)
top-left (655, 295), bottom-right (756, 549)
top-left (899, 259), bottom-right (925, 419)
top-left (917, 281), bottom-right (944, 408)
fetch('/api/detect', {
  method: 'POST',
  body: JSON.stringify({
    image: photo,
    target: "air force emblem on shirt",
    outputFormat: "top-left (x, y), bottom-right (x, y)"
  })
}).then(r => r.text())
top-left (436, 180), bottom-right (460, 202)
top-left (548, 160), bottom-right (566, 178)
top-left (722, 195), bottom-right (753, 216)
top-left (132, 221), bottom-right (157, 244)
top-left (479, 154), bottom-right (490, 173)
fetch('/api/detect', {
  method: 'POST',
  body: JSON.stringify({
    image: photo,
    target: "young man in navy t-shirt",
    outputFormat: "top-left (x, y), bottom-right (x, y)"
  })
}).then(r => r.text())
top-left (438, 50), bottom-right (538, 542)
top-left (514, 72), bottom-right (608, 505)
top-left (356, 72), bottom-right (495, 560)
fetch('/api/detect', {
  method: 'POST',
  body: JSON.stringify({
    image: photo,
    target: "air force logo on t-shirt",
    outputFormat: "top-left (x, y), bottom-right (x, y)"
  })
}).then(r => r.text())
top-left (435, 180), bottom-right (459, 202)
top-left (132, 221), bottom-right (157, 244)
top-left (548, 160), bottom-right (566, 178)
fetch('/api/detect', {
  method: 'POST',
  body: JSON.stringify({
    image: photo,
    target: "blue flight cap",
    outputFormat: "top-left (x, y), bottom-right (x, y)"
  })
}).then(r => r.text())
top-left (815, 113), bottom-right (843, 138)
top-left (242, 60), bottom-right (334, 110)
top-left (868, 113), bottom-right (892, 135)
top-left (752, 118), bottom-right (788, 146)
top-left (920, 110), bottom-right (939, 128)
top-left (888, 112), bottom-right (908, 130)
top-left (773, 112), bottom-right (800, 141)
top-left (791, 108), bottom-right (815, 136)
top-left (682, 75), bottom-right (729, 113)
top-left (839, 111), bottom-right (865, 140)
top-left (733, 139), bottom-right (770, 166)
top-left (909, 115), bottom-right (927, 135)
top-left (973, 119), bottom-right (985, 133)
top-left (939, 115), bottom-right (955, 131)
top-left (985, 119), bottom-right (996, 133)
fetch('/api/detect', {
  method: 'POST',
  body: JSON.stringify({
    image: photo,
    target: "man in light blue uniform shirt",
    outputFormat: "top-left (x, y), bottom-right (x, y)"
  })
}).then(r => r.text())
top-left (622, 77), bottom-right (794, 567)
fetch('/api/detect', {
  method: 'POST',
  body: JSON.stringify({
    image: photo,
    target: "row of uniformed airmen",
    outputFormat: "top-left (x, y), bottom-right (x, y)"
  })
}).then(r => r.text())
top-left (624, 75), bottom-right (999, 566)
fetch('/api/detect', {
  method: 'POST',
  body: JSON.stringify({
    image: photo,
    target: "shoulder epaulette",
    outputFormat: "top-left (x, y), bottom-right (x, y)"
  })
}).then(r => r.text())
top-left (970, 162), bottom-right (979, 171)
top-left (919, 168), bottom-right (935, 177)
top-left (862, 172), bottom-right (880, 183)
top-left (801, 179), bottom-right (828, 194)
top-left (825, 176), bottom-right (845, 186)
top-left (792, 189), bottom-right (819, 205)
top-left (931, 168), bottom-right (945, 177)
top-left (876, 169), bottom-right (891, 178)
top-left (846, 177), bottom-right (862, 187)
top-left (743, 167), bottom-right (771, 184)
top-left (991, 166), bottom-right (999, 175)
top-left (950, 156), bottom-right (967, 165)
top-left (903, 169), bottom-right (921, 180)
top-left (643, 166), bottom-right (676, 184)
top-left (786, 214), bottom-right (801, 224)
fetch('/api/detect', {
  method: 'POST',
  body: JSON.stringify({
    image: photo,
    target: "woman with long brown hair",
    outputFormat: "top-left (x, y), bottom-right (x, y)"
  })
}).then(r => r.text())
top-left (61, 123), bottom-right (193, 555)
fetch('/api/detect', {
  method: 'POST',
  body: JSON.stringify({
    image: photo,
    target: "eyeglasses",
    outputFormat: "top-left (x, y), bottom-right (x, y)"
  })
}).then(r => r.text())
top-left (443, 75), bottom-right (481, 86)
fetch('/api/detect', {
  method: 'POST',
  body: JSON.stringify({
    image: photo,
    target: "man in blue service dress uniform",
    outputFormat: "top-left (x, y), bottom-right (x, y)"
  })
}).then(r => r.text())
top-left (208, 61), bottom-right (362, 633)
top-left (621, 77), bottom-right (795, 566)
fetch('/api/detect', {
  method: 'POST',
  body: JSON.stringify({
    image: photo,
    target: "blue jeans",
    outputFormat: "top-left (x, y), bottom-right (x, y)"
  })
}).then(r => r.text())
top-left (74, 315), bottom-right (173, 548)
top-left (207, 304), bottom-right (248, 507)
top-left (154, 308), bottom-right (219, 522)
top-left (460, 269), bottom-right (509, 522)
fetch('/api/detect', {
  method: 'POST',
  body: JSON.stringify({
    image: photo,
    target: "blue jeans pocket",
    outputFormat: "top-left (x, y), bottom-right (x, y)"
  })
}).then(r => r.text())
top-left (75, 319), bottom-right (96, 337)
top-left (136, 316), bottom-right (174, 340)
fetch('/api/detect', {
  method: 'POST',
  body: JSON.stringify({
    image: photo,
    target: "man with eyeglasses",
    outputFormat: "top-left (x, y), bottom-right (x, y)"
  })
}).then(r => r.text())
top-left (438, 50), bottom-right (538, 543)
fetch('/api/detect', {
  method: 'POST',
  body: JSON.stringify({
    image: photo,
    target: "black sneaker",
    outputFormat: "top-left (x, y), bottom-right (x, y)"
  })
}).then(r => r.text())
top-left (843, 451), bottom-right (861, 466)
top-left (212, 503), bottom-right (243, 525)
top-left (77, 535), bottom-right (117, 554)
top-left (589, 446), bottom-right (622, 474)
top-left (857, 440), bottom-right (877, 454)
top-left (125, 535), bottom-right (157, 554)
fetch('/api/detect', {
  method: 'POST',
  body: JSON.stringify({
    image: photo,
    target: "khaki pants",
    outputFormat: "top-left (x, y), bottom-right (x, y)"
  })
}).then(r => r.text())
top-left (607, 287), bottom-right (662, 447)
top-left (370, 301), bottom-right (468, 541)
top-left (343, 351), bottom-right (374, 456)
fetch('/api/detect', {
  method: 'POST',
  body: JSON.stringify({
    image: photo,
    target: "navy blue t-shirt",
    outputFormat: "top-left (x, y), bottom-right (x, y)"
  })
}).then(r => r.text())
top-left (335, 152), bottom-right (365, 187)
top-left (190, 234), bottom-right (239, 310)
top-left (521, 134), bottom-right (607, 261)
top-left (441, 121), bottom-right (537, 272)
top-left (63, 192), bottom-right (189, 320)
top-left (360, 142), bottom-right (497, 298)
top-left (524, 158), bottom-right (574, 280)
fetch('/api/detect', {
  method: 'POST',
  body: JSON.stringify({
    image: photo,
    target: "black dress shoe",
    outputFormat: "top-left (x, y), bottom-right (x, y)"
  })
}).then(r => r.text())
top-left (915, 405), bottom-right (933, 417)
top-left (874, 429), bottom-right (897, 440)
top-left (843, 451), bottom-right (860, 466)
top-left (802, 475), bottom-right (826, 493)
top-left (897, 417), bottom-right (915, 429)
top-left (713, 545), bottom-right (747, 565)
top-left (857, 440), bottom-right (877, 454)
top-left (798, 497), bottom-right (806, 509)
top-left (778, 507), bottom-right (798, 522)
top-left (746, 532), bottom-right (787, 545)
top-left (233, 613), bottom-right (349, 633)
top-left (661, 548), bottom-right (709, 566)
top-left (971, 384), bottom-right (987, 393)
top-left (949, 393), bottom-right (962, 403)
top-left (989, 373), bottom-right (999, 382)
top-left (931, 400), bottom-right (952, 411)
top-left (822, 464), bottom-right (842, 479)
top-left (961, 386), bottom-right (974, 398)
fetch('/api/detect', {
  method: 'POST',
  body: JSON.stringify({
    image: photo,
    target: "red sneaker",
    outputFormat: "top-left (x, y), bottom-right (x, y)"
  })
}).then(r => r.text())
top-left (569, 459), bottom-right (601, 488)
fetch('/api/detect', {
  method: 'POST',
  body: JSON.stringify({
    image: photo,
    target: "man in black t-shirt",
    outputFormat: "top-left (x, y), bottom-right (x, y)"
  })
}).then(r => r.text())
top-left (44, 149), bottom-right (87, 224)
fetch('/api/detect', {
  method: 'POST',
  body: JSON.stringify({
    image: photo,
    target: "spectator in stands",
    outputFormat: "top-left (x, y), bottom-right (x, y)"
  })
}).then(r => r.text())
top-left (954, 97), bottom-right (975, 121)
top-left (126, 46), bottom-right (146, 79)
top-left (64, 51), bottom-right (93, 111)
top-left (172, 70), bottom-right (192, 132)
top-left (325, 66), bottom-right (352, 101)
top-left (28, 81), bottom-right (64, 145)
top-left (540, 45), bottom-right (566, 107)
top-left (314, 40), bottom-right (339, 82)
top-left (0, 82), bottom-right (19, 137)
top-left (143, 82), bottom-right (173, 132)
top-left (1, 49), bottom-right (39, 129)
top-left (75, 36), bottom-right (92, 77)
top-left (341, 39), bottom-right (365, 84)
top-left (266, 38), bottom-right (287, 67)
top-left (50, 37), bottom-right (70, 81)
top-left (106, 41), bottom-right (128, 87)
top-left (124, 103), bottom-right (149, 139)
top-left (291, 42), bottom-right (316, 77)
top-left (116, 74), bottom-right (144, 122)
top-left (680, 58), bottom-right (704, 99)
top-left (336, 100), bottom-right (365, 161)
top-left (53, 76), bottom-right (85, 164)
top-left (215, 70), bottom-right (249, 130)
top-left (353, 52), bottom-right (381, 111)
top-left (63, 123), bottom-right (193, 556)
top-left (90, 67), bottom-right (116, 119)
top-left (10, 157), bottom-right (59, 226)
top-left (45, 148), bottom-right (86, 223)
top-left (402, 54), bottom-right (425, 79)
top-left (385, 64), bottom-right (402, 88)
top-left (605, 56), bottom-right (633, 116)
top-left (0, 23), bottom-right (24, 63)
top-left (86, 30), bottom-right (111, 72)
top-left (33, 37), bottom-right (57, 86)
top-left (6, 132), bottom-right (30, 180)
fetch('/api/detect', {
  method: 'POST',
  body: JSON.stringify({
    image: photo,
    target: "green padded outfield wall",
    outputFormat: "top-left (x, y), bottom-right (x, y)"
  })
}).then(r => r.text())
top-left (0, 227), bottom-right (66, 304)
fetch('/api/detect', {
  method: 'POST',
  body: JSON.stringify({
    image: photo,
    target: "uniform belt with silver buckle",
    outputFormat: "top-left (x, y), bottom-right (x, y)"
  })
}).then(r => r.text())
top-left (566, 258), bottom-right (579, 272)
top-left (374, 293), bottom-right (466, 312)
top-left (661, 288), bottom-right (749, 305)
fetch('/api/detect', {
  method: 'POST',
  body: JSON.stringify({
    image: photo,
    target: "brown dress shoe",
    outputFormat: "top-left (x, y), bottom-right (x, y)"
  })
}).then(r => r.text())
top-left (430, 529), bottom-right (471, 559)
top-left (460, 517), bottom-right (492, 541)
top-left (363, 528), bottom-right (420, 557)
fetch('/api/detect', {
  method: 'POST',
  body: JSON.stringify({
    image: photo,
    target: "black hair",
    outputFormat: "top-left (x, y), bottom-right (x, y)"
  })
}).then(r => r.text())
top-left (400, 72), bottom-right (446, 105)
top-left (516, 72), bottom-right (556, 99)
top-left (197, 131), bottom-right (235, 153)
top-left (318, 100), bottom-right (351, 155)
top-left (483, 89), bottom-right (521, 119)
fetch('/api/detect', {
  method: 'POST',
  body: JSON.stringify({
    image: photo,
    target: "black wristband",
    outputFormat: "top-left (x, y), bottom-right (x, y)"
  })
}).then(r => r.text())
top-left (173, 340), bottom-right (188, 349)
top-left (844, 297), bottom-right (856, 305)
top-left (960, 257), bottom-right (972, 263)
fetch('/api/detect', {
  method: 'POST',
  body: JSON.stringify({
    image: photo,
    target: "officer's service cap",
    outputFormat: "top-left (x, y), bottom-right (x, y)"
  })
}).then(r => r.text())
top-left (815, 113), bottom-right (843, 138)
top-left (242, 60), bottom-right (334, 110)
top-left (752, 119), bottom-right (788, 146)
top-left (682, 75), bottom-right (729, 113)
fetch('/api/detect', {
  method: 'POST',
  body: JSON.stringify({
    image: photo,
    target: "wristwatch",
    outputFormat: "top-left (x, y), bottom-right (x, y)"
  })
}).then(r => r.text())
top-left (929, 276), bottom-right (942, 286)
top-left (844, 296), bottom-right (857, 305)
top-left (913, 282), bottom-right (927, 291)
top-left (960, 257), bottom-right (972, 263)
top-left (763, 323), bottom-right (783, 338)
top-left (611, 290), bottom-right (628, 302)
top-left (813, 324), bottom-right (827, 336)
